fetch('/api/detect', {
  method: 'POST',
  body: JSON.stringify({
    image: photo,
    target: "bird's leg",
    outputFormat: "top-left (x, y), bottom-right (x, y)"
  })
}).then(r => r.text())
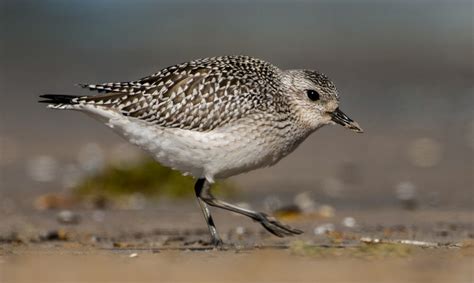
top-left (194, 178), bottom-right (223, 247)
top-left (199, 179), bottom-right (303, 237)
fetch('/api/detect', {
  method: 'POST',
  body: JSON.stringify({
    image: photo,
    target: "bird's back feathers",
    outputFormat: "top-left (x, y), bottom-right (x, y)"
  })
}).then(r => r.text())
top-left (43, 56), bottom-right (287, 132)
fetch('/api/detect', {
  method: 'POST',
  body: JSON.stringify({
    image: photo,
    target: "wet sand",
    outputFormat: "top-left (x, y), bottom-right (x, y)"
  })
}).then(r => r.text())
top-left (3, 248), bottom-right (472, 283)
top-left (1, 205), bottom-right (473, 283)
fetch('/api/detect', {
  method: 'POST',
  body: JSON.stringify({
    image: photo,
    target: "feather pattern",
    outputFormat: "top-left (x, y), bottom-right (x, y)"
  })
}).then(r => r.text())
top-left (77, 56), bottom-right (286, 132)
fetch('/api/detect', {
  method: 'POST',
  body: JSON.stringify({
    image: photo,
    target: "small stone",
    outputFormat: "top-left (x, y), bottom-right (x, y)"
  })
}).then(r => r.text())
top-left (39, 229), bottom-right (68, 241)
top-left (57, 210), bottom-right (81, 225)
top-left (314, 223), bottom-right (335, 235)
top-left (395, 181), bottom-right (418, 210)
top-left (294, 192), bottom-right (316, 213)
top-left (89, 235), bottom-right (100, 243)
top-left (318, 205), bottom-right (335, 218)
top-left (235, 226), bottom-right (245, 236)
top-left (342, 217), bottom-right (356, 228)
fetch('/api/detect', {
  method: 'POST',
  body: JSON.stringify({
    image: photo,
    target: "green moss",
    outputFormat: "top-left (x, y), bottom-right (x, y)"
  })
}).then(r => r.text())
top-left (355, 242), bottom-right (413, 258)
top-left (290, 241), bottom-right (337, 257)
top-left (74, 158), bottom-right (236, 200)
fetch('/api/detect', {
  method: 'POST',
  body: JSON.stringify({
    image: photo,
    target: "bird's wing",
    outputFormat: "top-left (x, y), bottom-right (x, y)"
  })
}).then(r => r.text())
top-left (77, 56), bottom-right (282, 131)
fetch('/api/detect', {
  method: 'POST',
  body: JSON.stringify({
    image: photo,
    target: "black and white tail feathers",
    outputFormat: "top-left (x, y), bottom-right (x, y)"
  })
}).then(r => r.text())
top-left (39, 94), bottom-right (80, 105)
top-left (38, 81), bottom-right (125, 109)
top-left (38, 94), bottom-right (82, 109)
top-left (39, 84), bottom-right (128, 110)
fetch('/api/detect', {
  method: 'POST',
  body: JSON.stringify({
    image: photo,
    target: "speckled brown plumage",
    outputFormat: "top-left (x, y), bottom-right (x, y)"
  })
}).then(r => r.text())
top-left (77, 56), bottom-right (288, 132)
top-left (40, 55), bottom-right (362, 245)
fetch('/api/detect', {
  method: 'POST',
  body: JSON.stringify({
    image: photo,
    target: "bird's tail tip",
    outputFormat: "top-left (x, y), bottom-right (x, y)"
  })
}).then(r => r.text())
top-left (39, 94), bottom-right (80, 109)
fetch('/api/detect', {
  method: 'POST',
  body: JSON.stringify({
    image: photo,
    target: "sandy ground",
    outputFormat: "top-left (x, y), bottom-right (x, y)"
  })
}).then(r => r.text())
top-left (3, 248), bottom-right (473, 283)
top-left (1, 203), bottom-right (473, 283)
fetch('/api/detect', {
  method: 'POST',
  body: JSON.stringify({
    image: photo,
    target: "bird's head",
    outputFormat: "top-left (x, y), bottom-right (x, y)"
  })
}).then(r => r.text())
top-left (281, 69), bottom-right (363, 133)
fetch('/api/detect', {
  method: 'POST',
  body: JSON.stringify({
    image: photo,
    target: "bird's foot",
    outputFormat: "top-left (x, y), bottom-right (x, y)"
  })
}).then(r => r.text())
top-left (210, 237), bottom-right (224, 248)
top-left (184, 238), bottom-right (226, 250)
top-left (255, 212), bottom-right (304, 237)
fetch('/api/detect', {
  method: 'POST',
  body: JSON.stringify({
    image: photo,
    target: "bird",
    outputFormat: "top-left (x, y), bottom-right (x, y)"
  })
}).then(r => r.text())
top-left (39, 55), bottom-right (363, 246)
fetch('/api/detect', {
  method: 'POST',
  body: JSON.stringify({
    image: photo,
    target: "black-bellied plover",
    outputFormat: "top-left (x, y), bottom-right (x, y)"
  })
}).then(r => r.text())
top-left (40, 55), bottom-right (362, 246)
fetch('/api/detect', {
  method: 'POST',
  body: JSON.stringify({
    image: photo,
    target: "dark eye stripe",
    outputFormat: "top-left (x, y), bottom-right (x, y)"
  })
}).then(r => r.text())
top-left (306, 90), bottom-right (320, 101)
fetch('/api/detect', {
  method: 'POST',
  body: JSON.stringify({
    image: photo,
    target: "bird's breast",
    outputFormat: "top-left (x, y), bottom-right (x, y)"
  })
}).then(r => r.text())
top-left (105, 113), bottom-right (311, 180)
top-left (207, 116), bottom-right (311, 179)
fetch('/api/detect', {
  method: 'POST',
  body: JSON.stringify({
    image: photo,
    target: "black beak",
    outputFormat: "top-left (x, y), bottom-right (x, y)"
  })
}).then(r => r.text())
top-left (330, 108), bottom-right (363, 133)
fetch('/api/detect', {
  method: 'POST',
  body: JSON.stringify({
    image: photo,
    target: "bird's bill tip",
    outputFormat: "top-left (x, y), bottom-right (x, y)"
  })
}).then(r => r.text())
top-left (347, 121), bottom-right (364, 133)
top-left (330, 108), bottom-right (364, 133)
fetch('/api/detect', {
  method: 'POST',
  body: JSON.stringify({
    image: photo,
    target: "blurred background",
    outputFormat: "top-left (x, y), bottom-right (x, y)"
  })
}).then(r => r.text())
top-left (0, 0), bottom-right (472, 223)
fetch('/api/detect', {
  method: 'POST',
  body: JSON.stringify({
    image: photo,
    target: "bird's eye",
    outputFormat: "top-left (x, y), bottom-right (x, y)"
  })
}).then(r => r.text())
top-left (306, 90), bottom-right (320, 101)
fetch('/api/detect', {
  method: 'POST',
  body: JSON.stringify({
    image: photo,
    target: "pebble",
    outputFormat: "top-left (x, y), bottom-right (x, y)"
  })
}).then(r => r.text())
top-left (39, 229), bottom-right (68, 241)
top-left (342, 217), bottom-right (356, 228)
top-left (57, 210), bottom-right (81, 225)
top-left (235, 226), bottom-right (246, 236)
top-left (395, 181), bottom-right (418, 210)
top-left (294, 192), bottom-right (316, 213)
top-left (314, 223), bottom-right (335, 235)
top-left (318, 205), bottom-right (335, 218)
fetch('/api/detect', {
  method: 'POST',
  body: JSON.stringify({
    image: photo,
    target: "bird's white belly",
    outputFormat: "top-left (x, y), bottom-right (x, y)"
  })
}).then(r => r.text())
top-left (104, 114), bottom-right (302, 181)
